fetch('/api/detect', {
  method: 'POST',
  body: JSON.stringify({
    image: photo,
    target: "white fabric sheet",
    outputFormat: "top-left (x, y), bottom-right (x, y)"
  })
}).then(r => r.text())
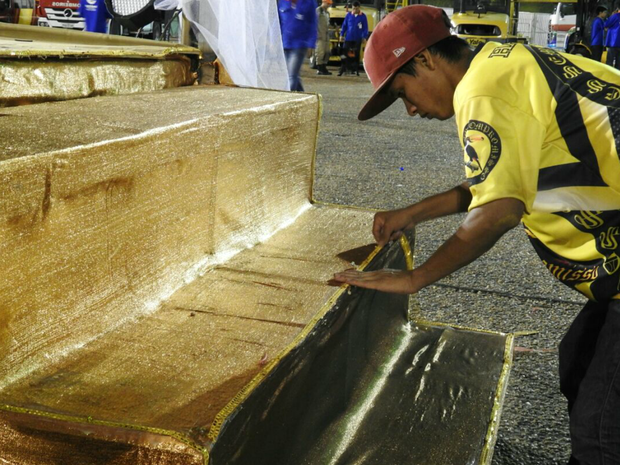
top-left (155, 0), bottom-right (289, 91)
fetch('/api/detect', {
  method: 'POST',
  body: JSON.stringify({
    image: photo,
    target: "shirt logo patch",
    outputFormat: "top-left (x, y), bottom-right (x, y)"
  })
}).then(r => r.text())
top-left (462, 120), bottom-right (501, 185)
top-left (488, 43), bottom-right (516, 58)
top-left (392, 47), bottom-right (406, 58)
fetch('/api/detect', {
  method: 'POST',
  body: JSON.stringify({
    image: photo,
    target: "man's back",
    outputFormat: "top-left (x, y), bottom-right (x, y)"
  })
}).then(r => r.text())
top-left (455, 41), bottom-right (620, 301)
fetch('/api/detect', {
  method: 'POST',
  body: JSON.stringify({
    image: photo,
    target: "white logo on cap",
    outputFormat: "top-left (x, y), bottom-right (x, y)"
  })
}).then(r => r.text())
top-left (393, 47), bottom-right (406, 58)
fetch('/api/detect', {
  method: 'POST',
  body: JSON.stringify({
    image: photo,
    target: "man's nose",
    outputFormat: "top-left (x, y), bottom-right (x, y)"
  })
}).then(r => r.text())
top-left (403, 99), bottom-right (417, 117)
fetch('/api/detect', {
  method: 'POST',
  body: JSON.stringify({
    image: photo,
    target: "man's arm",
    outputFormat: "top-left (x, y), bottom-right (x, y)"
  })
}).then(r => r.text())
top-left (333, 197), bottom-right (524, 294)
top-left (373, 182), bottom-right (472, 247)
top-left (362, 14), bottom-right (369, 39)
top-left (340, 14), bottom-right (349, 39)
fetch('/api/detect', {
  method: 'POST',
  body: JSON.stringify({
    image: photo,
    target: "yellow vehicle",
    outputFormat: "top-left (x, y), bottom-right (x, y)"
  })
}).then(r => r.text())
top-left (450, 0), bottom-right (526, 46)
top-left (0, 0), bottom-right (35, 25)
top-left (327, 0), bottom-right (411, 66)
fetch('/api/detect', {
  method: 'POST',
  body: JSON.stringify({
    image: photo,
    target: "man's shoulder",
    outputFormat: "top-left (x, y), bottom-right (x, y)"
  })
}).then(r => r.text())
top-left (456, 43), bottom-right (537, 101)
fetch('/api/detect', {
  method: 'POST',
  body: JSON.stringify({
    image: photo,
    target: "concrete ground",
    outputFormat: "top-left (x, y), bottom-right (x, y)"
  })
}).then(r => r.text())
top-left (302, 63), bottom-right (584, 465)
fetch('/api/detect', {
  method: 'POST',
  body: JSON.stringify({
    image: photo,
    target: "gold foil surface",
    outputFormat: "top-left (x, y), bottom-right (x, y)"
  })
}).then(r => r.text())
top-left (0, 84), bottom-right (383, 462)
top-left (0, 84), bottom-right (512, 463)
top-left (0, 414), bottom-right (204, 465)
top-left (207, 234), bottom-right (513, 465)
top-left (0, 22), bottom-right (199, 106)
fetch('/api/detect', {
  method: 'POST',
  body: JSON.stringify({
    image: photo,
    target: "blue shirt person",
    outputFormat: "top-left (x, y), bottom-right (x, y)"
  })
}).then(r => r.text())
top-left (78, 0), bottom-right (112, 33)
top-left (338, 1), bottom-right (369, 76)
top-left (278, 0), bottom-right (317, 91)
top-left (605, 9), bottom-right (620, 68)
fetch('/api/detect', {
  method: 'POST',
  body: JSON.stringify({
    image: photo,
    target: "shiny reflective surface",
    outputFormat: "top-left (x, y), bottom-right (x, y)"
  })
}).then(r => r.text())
top-left (0, 23), bottom-right (199, 106)
top-left (209, 235), bottom-right (512, 465)
top-left (0, 82), bottom-right (511, 463)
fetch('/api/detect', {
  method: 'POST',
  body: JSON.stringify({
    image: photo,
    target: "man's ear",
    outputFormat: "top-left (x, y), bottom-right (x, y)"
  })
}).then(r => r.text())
top-left (413, 49), bottom-right (436, 71)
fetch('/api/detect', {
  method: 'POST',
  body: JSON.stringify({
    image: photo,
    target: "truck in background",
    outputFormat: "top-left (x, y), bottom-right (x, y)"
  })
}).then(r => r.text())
top-left (0, 0), bottom-right (35, 25)
top-left (35, 0), bottom-right (84, 30)
top-left (547, 1), bottom-right (576, 48)
top-left (450, 0), bottom-right (526, 46)
top-left (548, 0), bottom-right (608, 61)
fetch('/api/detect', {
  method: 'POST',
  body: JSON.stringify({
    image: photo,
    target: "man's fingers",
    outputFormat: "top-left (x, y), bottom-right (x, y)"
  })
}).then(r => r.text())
top-left (372, 218), bottom-right (384, 243)
top-left (332, 268), bottom-right (415, 294)
top-left (333, 269), bottom-right (364, 283)
top-left (373, 217), bottom-right (393, 247)
top-left (389, 230), bottom-right (403, 242)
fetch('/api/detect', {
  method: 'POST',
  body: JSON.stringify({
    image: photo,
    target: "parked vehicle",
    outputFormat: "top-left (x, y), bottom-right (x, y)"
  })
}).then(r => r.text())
top-left (450, 0), bottom-right (527, 46)
top-left (549, 0), bottom-right (608, 62)
top-left (35, 0), bottom-right (84, 30)
top-left (547, 1), bottom-right (576, 48)
top-left (0, 0), bottom-right (35, 25)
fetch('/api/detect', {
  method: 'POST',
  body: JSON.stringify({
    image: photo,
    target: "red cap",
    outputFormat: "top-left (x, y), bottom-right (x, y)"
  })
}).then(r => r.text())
top-left (358, 5), bottom-right (451, 121)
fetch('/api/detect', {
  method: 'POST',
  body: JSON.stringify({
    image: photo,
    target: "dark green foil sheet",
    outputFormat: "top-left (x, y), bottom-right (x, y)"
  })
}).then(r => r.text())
top-left (210, 234), bottom-right (510, 465)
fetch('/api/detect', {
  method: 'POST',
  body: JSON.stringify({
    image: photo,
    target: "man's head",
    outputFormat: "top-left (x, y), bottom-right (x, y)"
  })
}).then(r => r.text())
top-left (596, 5), bottom-right (608, 17)
top-left (358, 5), bottom-right (470, 121)
top-left (321, 0), bottom-right (332, 9)
top-left (352, 1), bottom-right (361, 14)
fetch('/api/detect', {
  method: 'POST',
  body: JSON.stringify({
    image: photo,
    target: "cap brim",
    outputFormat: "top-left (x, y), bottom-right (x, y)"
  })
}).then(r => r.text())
top-left (357, 71), bottom-right (398, 121)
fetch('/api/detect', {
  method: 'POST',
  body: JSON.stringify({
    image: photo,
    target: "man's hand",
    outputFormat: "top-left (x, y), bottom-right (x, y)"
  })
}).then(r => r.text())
top-left (332, 268), bottom-right (416, 294)
top-left (333, 197), bottom-right (524, 295)
top-left (372, 183), bottom-right (472, 247)
top-left (373, 208), bottom-right (415, 247)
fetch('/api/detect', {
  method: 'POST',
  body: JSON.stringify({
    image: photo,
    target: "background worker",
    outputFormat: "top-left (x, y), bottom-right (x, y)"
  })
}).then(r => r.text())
top-left (278, 0), bottom-right (318, 91)
top-left (78, 0), bottom-right (112, 33)
top-left (315, 0), bottom-right (333, 75)
top-left (333, 6), bottom-right (620, 464)
top-left (589, 5), bottom-right (608, 62)
top-left (337, 3), bottom-right (352, 76)
top-left (605, 7), bottom-right (620, 68)
top-left (338, 1), bottom-right (368, 76)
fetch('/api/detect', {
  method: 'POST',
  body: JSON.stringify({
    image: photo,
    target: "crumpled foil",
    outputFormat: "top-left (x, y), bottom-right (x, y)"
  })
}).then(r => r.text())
top-left (0, 22), bottom-right (200, 106)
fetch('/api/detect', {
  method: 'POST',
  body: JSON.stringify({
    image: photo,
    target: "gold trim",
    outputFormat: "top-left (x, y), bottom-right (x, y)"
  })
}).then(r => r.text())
top-left (0, 403), bottom-right (210, 464)
top-left (480, 333), bottom-right (514, 464)
top-left (412, 319), bottom-right (509, 337)
top-left (207, 243), bottom-right (383, 442)
top-left (399, 235), bottom-right (414, 271)
top-left (310, 93), bottom-right (323, 203)
top-left (513, 330), bottom-right (539, 337)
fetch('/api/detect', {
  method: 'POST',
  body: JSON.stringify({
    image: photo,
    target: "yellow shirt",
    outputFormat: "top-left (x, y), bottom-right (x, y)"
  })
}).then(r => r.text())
top-left (454, 42), bottom-right (620, 301)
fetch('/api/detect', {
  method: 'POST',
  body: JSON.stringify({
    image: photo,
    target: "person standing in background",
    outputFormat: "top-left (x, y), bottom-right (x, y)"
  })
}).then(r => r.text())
top-left (338, 1), bottom-right (368, 76)
top-left (315, 0), bottom-right (333, 75)
top-left (337, 2), bottom-right (352, 76)
top-left (278, 0), bottom-right (318, 91)
top-left (78, 0), bottom-right (112, 33)
top-left (605, 7), bottom-right (620, 69)
top-left (589, 6), bottom-right (608, 62)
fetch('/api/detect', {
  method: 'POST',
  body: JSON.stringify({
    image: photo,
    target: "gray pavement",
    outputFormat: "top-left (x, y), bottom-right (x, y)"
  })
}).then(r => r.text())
top-left (303, 63), bottom-right (585, 465)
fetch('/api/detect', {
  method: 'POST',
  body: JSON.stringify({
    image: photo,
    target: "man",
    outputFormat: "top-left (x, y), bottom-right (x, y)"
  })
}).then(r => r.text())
top-left (589, 5), bottom-right (608, 62)
top-left (278, 0), bottom-right (318, 91)
top-left (333, 6), bottom-right (620, 464)
top-left (315, 0), bottom-right (333, 76)
top-left (338, 1), bottom-right (368, 76)
top-left (606, 7), bottom-right (620, 69)
top-left (78, 0), bottom-right (112, 33)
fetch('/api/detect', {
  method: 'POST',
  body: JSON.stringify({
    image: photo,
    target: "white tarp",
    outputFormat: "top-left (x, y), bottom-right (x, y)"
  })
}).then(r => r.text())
top-left (155, 0), bottom-right (289, 91)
